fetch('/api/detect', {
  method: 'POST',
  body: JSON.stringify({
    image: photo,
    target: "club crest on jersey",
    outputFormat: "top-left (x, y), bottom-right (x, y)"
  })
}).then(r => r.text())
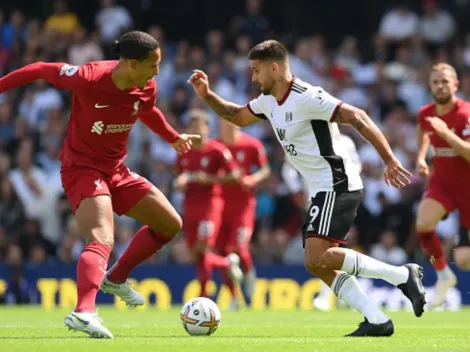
top-left (285, 112), bottom-right (293, 124)
top-left (201, 156), bottom-right (209, 168)
top-left (132, 100), bottom-right (140, 116)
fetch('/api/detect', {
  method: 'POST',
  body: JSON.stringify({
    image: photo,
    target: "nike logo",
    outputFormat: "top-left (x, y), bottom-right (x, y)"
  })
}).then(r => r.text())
top-left (73, 314), bottom-right (90, 326)
top-left (95, 104), bottom-right (110, 109)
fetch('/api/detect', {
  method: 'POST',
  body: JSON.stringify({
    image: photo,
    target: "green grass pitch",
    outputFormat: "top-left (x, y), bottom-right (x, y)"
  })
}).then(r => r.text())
top-left (0, 306), bottom-right (468, 352)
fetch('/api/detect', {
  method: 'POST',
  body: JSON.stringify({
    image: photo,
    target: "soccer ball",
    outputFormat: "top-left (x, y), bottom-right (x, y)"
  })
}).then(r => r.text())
top-left (180, 297), bottom-right (221, 336)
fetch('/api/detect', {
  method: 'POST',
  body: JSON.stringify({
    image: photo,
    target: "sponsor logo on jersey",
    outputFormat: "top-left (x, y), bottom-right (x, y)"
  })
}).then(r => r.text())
top-left (91, 121), bottom-right (133, 135)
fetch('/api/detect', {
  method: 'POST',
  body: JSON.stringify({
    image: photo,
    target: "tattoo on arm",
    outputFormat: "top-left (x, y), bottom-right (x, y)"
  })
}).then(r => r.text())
top-left (204, 93), bottom-right (241, 123)
top-left (333, 109), bottom-right (366, 132)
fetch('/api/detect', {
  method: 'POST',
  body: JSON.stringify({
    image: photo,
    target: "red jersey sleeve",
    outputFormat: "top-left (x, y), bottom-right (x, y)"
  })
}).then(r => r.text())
top-left (0, 62), bottom-right (89, 93)
top-left (417, 106), bottom-right (430, 130)
top-left (253, 139), bottom-right (268, 168)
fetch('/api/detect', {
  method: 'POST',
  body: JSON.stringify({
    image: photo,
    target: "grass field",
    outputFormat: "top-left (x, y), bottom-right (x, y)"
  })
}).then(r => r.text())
top-left (0, 306), bottom-right (468, 352)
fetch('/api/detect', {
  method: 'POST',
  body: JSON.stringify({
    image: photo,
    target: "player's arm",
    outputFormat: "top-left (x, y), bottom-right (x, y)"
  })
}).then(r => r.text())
top-left (426, 116), bottom-right (470, 162)
top-left (331, 103), bottom-right (411, 187)
top-left (0, 62), bottom-right (87, 92)
top-left (188, 70), bottom-right (265, 127)
top-left (416, 123), bottom-right (430, 176)
top-left (242, 142), bottom-right (271, 188)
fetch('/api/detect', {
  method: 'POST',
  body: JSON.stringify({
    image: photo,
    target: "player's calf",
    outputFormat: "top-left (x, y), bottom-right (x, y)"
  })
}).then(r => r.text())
top-left (454, 247), bottom-right (470, 270)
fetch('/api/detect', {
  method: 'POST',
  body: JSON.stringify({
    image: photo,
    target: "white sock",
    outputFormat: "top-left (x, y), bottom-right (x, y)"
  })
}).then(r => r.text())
top-left (341, 248), bottom-right (409, 286)
top-left (436, 265), bottom-right (454, 281)
top-left (331, 272), bottom-right (389, 324)
top-left (318, 280), bottom-right (332, 297)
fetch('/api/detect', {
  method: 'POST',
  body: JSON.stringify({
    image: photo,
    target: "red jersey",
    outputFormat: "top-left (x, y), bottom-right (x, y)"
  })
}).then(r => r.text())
top-left (177, 139), bottom-right (236, 213)
top-left (218, 133), bottom-right (268, 207)
top-left (0, 61), bottom-right (179, 173)
top-left (418, 99), bottom-right (470, 188)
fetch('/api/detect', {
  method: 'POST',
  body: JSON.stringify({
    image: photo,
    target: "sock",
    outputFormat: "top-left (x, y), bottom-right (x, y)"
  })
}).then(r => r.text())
top-left (331, 272), bottom-right (389, 324)
top-left (238, 247), bottom-right (253, 273)
top-left (318, 280), bottom-right (332, 298)
top-left (436, 265), bottom-right (454, 281)
top-left (417, 231), bottom-right (446, 270)
top-left (205, 251), bottom-right (230, 270)
top-left (196, 253), bottom-right (213, 297)
top-left (107, 226), bottom-right (173, 283)
top-left (75, 241), bottom-right (111, 312)
top-left (220, 270), bottom-right (237, 298)
top-left (341, 248), bottom-right (409, 286)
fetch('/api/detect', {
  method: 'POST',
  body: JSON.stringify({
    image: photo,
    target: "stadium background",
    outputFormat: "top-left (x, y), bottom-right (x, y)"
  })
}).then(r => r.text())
top-left (0, 0), bottom-right (469, 308)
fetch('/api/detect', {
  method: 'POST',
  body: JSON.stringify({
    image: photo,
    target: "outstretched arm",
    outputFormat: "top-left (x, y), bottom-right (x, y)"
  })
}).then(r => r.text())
top-left (0, 62), bottom-right (85, 92)
top-left (187, 70), bottom-right (264, 127)
top-left (427, 116), bottom-right (470, 162)
top-left (332, 103), bottom-right (411, 188)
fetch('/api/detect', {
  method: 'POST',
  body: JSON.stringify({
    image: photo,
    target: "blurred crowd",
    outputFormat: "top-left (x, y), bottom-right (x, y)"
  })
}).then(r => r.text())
top-left (0, 0), bottom-right (467, 271)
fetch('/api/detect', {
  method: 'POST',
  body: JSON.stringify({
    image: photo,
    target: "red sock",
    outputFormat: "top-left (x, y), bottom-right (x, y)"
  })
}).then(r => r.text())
top-left (196, 253), bottom-right (214, 297)
top-left (75, 242), bottom-right (111, 312)
top-left (107, 226), bottom-right (173, 283)
top-left (220, 270), bottom-right (237, 297)
top-left (205, 251), bottom-right (230, 270)
top-left (417, 231), bottom-right (447, 270)
top-left (238, 247), bottom-right (253, 273)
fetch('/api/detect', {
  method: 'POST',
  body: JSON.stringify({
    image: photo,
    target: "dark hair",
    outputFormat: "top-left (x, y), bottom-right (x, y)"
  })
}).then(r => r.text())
top-left (111, 31), bottom-right (160, 61)
top-left (248, 40), bottom-right (288, 62)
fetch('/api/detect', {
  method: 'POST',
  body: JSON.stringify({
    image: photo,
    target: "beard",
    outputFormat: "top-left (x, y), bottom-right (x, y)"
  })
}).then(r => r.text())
top-left (433, 93), bottom-right (453, 105)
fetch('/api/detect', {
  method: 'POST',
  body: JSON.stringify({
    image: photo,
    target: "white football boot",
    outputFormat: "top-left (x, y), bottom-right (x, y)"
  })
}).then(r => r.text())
top-left (100, 276), bottom-right (145, 306)
top-left (243, 268), bottom-right (257, 299)
top-left (226, 253), bottom-right (244, 284)
top-left (64, 311), bottom-right (113, 339)
top-left (429, 272), bottom-right (457, 308)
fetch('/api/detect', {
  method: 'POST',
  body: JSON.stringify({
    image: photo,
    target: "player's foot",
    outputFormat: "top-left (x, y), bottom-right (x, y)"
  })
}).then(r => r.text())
top-left (345, 318), bottom-right (394, 337)
top-left (397, 264), bottom-right (426, 317)
top-left (226, 253), bottom-right (243, 284)
top-left (243, 268), bottom-right (257, 299)
top-left (429, 272), bottom-right (457, 308)
top-left (100, 276), bottom-right (144, 306)
top-left (64, 311), bottom-right (113, 339)
top-left (228, 298), bottom-right (240, 311)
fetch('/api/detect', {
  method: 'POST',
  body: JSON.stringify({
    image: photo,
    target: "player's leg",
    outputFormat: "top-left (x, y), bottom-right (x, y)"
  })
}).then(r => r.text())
top-left (454, 222), bottom-right (470, 270)
top-left (61, 168), bottom-right (114, 338)
top-left (416, 196), bottom-right (457, 307)
top-left (215, 222), bottom-right (238, 304)
top-left (304, 238), bottom-right (393, 337)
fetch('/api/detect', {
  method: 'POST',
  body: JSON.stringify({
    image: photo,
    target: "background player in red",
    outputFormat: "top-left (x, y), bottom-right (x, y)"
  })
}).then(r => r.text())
top-left (416, 63), bottom-right (470, 308)
top-left (215, 119), bottom-right (270, 308)
top-left (0, 31), bottom-right (200, 339)
top-left (174, 109), bottom-right (243, 299)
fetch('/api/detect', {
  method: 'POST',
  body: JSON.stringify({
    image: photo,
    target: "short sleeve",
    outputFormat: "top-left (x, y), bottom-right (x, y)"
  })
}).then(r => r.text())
top-left (301, 87), bottom-right (342, 122)
top-left (247, 94), bottom-right (268, 120)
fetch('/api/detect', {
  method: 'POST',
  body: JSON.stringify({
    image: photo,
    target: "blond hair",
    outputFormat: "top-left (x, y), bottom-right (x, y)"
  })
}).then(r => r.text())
top-left (431, 63), bottom-right (458, 79)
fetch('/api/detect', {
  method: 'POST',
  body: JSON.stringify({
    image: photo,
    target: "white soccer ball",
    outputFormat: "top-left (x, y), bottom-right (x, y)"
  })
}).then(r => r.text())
top-left (180, 297), bottom-right (221, 336)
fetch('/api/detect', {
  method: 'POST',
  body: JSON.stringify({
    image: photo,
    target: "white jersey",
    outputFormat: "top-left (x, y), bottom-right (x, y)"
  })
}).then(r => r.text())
top-left (247, 77), bottom-right (363, 197)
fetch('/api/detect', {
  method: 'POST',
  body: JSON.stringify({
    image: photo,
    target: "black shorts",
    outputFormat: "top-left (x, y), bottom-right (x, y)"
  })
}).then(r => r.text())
top-left (302, 190), bottom-right (363, 247)
top-left (458, 226), bottom-right (470, 247)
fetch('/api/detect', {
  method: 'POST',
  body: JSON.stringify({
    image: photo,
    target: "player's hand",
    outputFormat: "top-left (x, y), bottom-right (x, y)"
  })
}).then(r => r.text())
top-left (384, 157), bottom-right (412, 188)
top-left (173, 173), bottom-right (189, 192)
top-left (426, 116), bottom-right (449, 136)
top-left (192, 171), bottom-right (213, 185)
top-left (240, 175), bottom-right (256, 190)
top-left (416, 158), bottom-right (429, 177)
top-left (187, 70), bottom-right (210, 98)
top-left (171, 134), bottom-right (201, 155)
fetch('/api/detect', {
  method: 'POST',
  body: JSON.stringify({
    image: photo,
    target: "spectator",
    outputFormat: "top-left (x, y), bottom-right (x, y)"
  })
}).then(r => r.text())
top-left (420, 0), bottom-right (456, 45)
top-left (95, 0), bottom-right (133, 45)
top-left (370, 230), bottom-right (408, 265)
top-left (378, 6), bottom-right (419, 42)
top-left (44, 0), bottom-right (79, 36)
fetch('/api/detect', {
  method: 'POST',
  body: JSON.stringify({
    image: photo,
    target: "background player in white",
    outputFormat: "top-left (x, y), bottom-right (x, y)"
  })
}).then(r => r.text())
top-left (188, 40), bottom-right (425, 337)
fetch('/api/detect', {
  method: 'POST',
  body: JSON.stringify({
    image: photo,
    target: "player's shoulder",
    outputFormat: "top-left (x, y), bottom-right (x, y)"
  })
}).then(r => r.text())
top-left (76, 60), bottom-right (117, 82)
top-left (206, 139), bottom-right (228, 151)
top-left (455, 98), bottom-right (470, 113)
top-left (418, 102), bottom-right (435, 116)
top-left (292, 78), bottom-right (332, 104)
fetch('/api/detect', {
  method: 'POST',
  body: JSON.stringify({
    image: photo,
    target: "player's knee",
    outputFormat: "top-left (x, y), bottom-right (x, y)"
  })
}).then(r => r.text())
top-left (304, 256), bottom-right (323, 275)
top-left (454, 249), bottom-right (470, 270)
top-left (416, 217), bottom-right (438, 233)
top-left (150, 214), bottom-right (183, 237)
top-left (89, 229), bottom-right (114, 249)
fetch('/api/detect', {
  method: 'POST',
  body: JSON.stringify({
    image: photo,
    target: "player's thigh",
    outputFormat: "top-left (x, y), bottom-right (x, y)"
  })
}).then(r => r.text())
top-left (184, 214), bottom-right (221, 254)
top-left (416, 193), bottom-right (451, 232)
top-left (61, 167), bottom-right (114, 246)
top-left (225, 211), bottom-right (255, 253)
top-left (125, 185), bottom-right (182, 237)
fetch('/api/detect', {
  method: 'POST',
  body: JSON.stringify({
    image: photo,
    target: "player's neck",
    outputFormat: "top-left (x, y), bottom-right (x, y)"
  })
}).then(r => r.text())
top-left (220, 130), bottom-right (240, 145)
top-left (111, 62), bottom-right (134, 90)
top-left (272, 73), bottom-right (293, 102)
top-left (436, 96), bottom-right (458, 115)
top-left (192, 139), bottom-right (207, 149)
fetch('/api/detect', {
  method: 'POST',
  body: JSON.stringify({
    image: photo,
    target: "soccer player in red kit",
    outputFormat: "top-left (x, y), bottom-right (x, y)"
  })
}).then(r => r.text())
top-left (174, 109), bottom-right (243, 298)
top-left (0, 31), bottom-right (200, 338)
top-left (215, 119), bottom-right (270, 307)
top-left (416, 63), bottom-right (470, 308)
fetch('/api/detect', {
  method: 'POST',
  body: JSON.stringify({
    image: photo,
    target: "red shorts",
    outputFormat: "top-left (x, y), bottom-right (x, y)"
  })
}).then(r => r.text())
top-left (424, 186), bottom-right (470, 229)
top-left (61, 164), bottom-right (152, 215)
top-left (215, 201), bottom-right (256, 253)
top-left (183, 199), bottom-right (224, 249)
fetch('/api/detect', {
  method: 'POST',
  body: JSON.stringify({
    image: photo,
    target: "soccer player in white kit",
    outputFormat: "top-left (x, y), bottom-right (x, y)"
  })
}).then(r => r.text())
top-left (188, 40), bottom-right (425, 337)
